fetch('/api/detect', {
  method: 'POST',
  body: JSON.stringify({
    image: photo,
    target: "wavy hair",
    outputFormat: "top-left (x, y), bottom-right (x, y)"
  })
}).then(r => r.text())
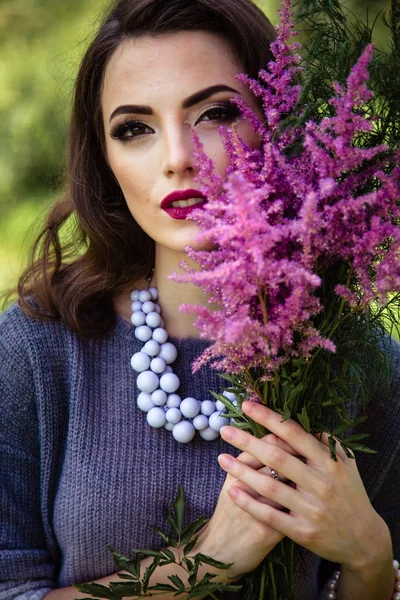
top-left (16, 0), bottom-right (276, 335)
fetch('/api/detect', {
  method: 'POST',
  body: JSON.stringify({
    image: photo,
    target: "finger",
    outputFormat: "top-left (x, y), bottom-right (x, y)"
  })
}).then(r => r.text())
top-left (236, 433), bottom-right (298, 473)
top-left (226, 484), bottom-right (294, 538)
top-left (220, 425), bottom-right (317, 489)
top-left (218, 453), bottom-right (307, 514)
top-left (241, 402), bottom-right (326, 462)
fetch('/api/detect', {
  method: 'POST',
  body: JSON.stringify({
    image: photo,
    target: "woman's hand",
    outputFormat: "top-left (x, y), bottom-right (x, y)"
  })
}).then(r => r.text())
top-left (194, 432), bottom-right (297, 577)
top-left (218, 401), bottom-right (392, 573)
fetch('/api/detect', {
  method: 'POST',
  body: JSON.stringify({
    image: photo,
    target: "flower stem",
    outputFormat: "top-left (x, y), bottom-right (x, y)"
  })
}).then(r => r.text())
top-left (268, 562), bottom-right (278, 600)
top-left (258, 563), bottom-right (266, 600)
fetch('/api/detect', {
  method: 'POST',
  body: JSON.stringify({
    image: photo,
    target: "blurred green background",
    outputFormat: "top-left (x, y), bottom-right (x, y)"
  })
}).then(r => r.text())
top-left (0, 0), bottom-right (392, 304)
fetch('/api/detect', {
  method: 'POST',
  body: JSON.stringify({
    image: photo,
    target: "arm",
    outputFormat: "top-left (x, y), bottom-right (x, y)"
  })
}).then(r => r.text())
top-left (44, 439), bottom-right (293, 600)
top-left (0, 309), bottom-right (56, 599)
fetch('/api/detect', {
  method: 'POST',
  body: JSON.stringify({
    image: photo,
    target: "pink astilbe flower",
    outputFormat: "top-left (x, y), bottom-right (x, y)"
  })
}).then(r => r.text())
top-left (172, 0), bottom-right (400, 377)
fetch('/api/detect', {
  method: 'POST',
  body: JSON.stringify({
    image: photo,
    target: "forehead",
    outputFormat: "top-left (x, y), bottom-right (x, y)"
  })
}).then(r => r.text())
top-left (101, 30), bottom-right (244, 110)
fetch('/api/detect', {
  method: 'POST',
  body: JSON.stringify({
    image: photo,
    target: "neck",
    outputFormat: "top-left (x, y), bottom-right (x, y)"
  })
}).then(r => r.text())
top-left (151, 247), bottom-right (208, 339)
top-left (115, 247), bottom-right (213, 339)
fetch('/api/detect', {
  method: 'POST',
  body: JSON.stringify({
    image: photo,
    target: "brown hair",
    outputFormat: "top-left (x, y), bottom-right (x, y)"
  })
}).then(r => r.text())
top-left (16, 0), bottom-right (276, 336)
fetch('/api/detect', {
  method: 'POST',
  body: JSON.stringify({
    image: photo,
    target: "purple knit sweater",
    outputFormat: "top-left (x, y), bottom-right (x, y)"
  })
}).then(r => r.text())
top-left (0, 303), bottom-right (399, 600)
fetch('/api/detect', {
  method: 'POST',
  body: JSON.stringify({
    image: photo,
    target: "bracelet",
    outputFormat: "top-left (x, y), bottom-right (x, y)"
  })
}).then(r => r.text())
top-left (325, 559), bottom-right (400, 599)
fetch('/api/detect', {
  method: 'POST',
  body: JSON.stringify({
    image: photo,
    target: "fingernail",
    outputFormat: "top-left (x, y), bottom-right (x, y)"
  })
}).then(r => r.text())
top-left (218, 454), bottom-right (233, 468)
top-left (220, 425), bottom-right (235, 440)
top-left (228, 486), bottom-right (239, 499)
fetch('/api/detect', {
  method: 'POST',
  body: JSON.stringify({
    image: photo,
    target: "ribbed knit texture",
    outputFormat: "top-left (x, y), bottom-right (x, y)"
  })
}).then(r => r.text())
top-left (0, 303), bottom-right (399, 600)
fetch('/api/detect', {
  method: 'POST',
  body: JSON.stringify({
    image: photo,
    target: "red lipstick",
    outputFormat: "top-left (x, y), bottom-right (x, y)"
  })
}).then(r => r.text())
top-left (161, 189), bottom-right (206, 220)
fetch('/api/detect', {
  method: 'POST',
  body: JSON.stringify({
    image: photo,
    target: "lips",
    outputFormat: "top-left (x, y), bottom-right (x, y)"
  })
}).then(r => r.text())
top-left (161, 189), bottom-right (206, 220)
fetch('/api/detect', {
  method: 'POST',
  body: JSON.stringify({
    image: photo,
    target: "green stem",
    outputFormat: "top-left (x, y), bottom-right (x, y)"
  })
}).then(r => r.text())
top-left (258, 563), bottom-right (266, 600)
top-left (268, 562), bottom-right (277, 600)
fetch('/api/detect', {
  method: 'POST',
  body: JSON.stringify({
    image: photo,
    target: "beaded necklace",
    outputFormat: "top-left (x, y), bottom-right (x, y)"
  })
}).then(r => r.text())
top-left (129, 286), bottom-right (231, 443)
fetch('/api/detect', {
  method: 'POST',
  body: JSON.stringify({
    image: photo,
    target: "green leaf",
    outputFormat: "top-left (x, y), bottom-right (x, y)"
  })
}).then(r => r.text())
top-left (73, 584), bottom-right (119, 599)
top-left (172, 484), bottom-right (185, 534)
top-left (147, 583), bottom-right (177, 592)
top-left (183, 538), bottom-right (197, 556)
top-left (109, 582), bottom-right (142, 598)
top-left (152, 526), bottom-right (175, 546)
top-left (106, 547), bottom-right (140, 579)
top-left (181, 516), bottom-right (209, 545)
top-left (142, 556), bottom-right (160, 594)
top-left (167, 574), bottom-right (186, 591)
top-left (297, 406), bottom-right (311, 433)
top-left (194, 553), bottom-right (233, 570)
top-left (183, 557), bottom-right (194, 572)
top-left (188, 582), bottom-right (242, 599)
top-left (159, 547), bottom-right (176, 562)
top-left (328, 435), bottom-right (338, 461)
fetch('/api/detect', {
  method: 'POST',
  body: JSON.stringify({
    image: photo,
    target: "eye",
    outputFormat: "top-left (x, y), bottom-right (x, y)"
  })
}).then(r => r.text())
top-left (196, 103), bottom-right (241, 124)
top-left (196, 102), bottom-right (241, 125)
top-left (109, 119), bottom-right (153, 141)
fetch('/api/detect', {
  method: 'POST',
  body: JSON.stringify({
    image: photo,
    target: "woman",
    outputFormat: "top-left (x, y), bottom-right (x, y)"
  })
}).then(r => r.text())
top-left (0, 0), bottom-right (399, 598)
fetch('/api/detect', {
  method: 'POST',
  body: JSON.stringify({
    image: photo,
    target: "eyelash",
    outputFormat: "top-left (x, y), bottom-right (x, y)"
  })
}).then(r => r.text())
top-left (109, 102), bottom-right (241, 141)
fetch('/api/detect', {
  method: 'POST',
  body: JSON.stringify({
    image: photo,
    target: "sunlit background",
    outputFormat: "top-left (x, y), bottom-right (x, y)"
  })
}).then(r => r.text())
top-left (0, 0), bottom-right (391, 303)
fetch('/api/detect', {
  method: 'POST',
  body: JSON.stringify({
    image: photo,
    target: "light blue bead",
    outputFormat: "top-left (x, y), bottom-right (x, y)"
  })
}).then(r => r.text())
top-left (180, 397), bottom-right (200, 419)
top-left (172, 421), bottom-right (196, 443)
top-left (201, 400), bottom-right (215, 416)
top-left (137, 370), bottom-right (159, 393)
top-left (147, 407), bottom-right (166, 428)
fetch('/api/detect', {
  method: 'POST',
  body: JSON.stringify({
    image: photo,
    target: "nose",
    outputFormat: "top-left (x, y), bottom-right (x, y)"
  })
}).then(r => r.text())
top-left (161, 122), bottom-right (195, 178)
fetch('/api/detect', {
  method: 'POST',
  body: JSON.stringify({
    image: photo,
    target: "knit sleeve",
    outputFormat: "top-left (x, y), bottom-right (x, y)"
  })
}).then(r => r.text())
top-left (0, 306), bottom-right (56, 599)
top-left (371, 335), bottom-right (400, 557)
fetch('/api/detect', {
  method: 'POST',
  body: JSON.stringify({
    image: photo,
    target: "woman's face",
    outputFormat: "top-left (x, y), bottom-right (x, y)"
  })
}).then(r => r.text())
top-left (102, 30), bottom-right (262, 253)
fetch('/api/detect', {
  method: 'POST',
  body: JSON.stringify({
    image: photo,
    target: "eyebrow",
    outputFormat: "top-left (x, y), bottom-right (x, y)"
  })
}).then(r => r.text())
top-left (108, 84), bottom-right (240, 123)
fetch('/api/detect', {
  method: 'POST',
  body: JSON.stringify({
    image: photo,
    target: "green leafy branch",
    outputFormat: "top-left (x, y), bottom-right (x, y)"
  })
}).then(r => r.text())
top-left (74, 486), bottom-right (242, 600)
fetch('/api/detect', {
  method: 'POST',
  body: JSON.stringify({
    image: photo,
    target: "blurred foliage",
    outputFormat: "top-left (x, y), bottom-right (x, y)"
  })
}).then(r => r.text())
top-left (0, 0), bottom-right (396, 314)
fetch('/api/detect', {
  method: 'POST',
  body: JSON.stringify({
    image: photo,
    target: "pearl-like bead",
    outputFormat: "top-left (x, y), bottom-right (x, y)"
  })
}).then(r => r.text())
top-left (215, 399), bottom-right (226, 412)
top-left (333, 572), bottom-right (340, 581)
top-left (131, 311), bottom-right (146, 326)
top-left (130, 352), bottom-right (151, 373)
top-left (158, 342), bottom-right (178, 364)
top-left (201, 400), bottom-right (216, 416)
top-left (137, 392), bottom-right (155, 412)
top-left (164, 421), bottom-right (174, 431)
top-left (160, 372), bottom-right (180, 393)
top-left (151, 389), bottom-right (167, 406)
top-left (327, 580), bottom-right (337, 590)
top-left (199, 427), bottom-right (220, 441)
top-left (130, 290), bottom-right (140, 301)
top-left (180, 397), bottom-right (200, 419)
top-left (150, 357), bottom-right (166, 374)
top-left (143, 340), bottom-right (160, 356)
top-left (172, 420), bottom-right (196, 443)
top-left (152, 328), bottom-right (168, 344)
top-left (135, 325), bottom-right (153, 342)
top-left (223, 390), bottom-right (237, 402)
top-left (147, 406), bottom-right (167, 428)
top-left (193, 414), bottom-right (209, 430)
top-left (148, 287), bottom-right (158, 300)
top-left (326, 592), bottom-right (336, 600)
top-left (142, 300), bottom-right (156, 314)
top-left (166, 394), bottom-right (181, 408)
top-left (394, 560), bottom-right (400, 570)
top-left (209, 411), bottom-right (229, 432)
top-left (131, 300), bottom-right (142, 312)
top-left (137, 370), bottom-right (159, 393)
top-left (166, 407), bottom-right (182, 424)
top-left (145, 312), bottom-right (162, 328)
top-left (138, 290), bottom-right (152, 302)
top-left (392, 593), bottom-right (400, 600)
